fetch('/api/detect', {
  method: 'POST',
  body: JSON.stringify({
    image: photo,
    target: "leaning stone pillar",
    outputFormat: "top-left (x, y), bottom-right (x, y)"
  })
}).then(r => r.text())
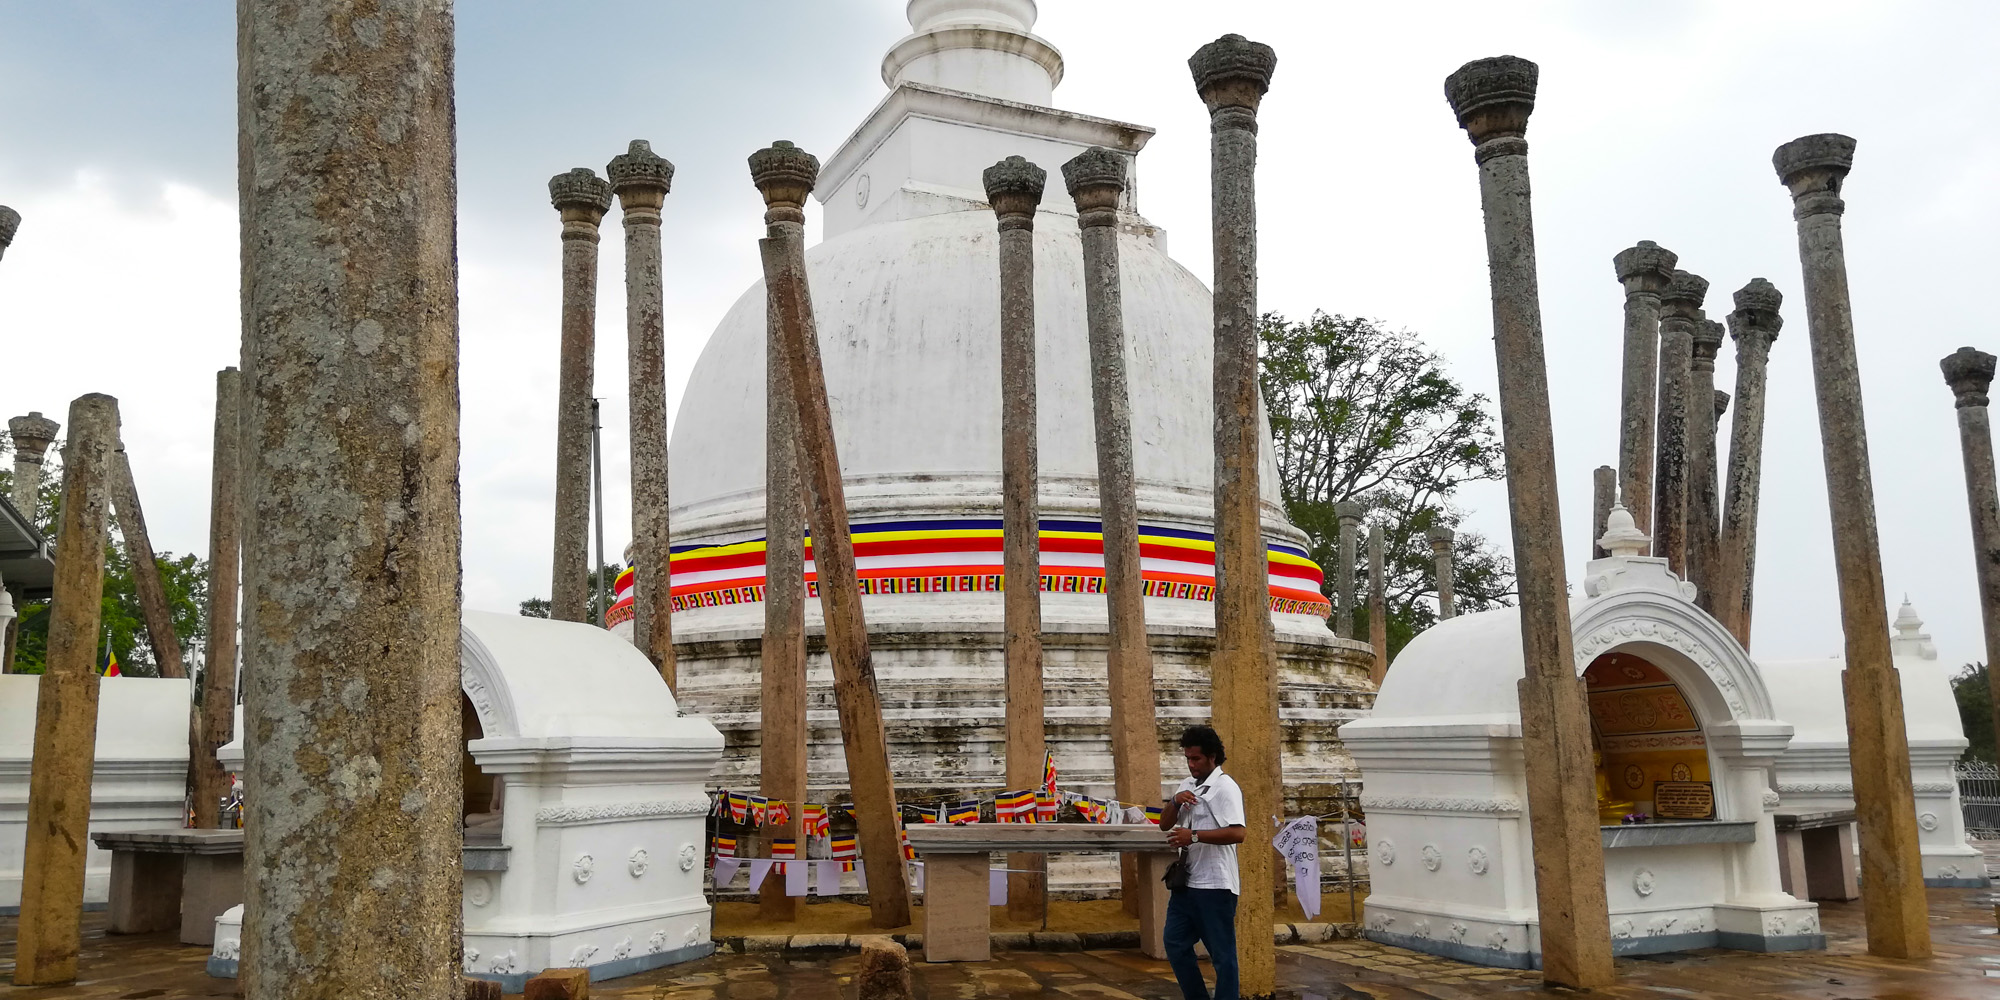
top-left (751, 140), bottom-right (912, 928)
top-left (990, 154), bottom-right (1051, 922)
top-left (1590, 464), bottom-right (1615, 560)
top-left (1774, 132), bottom-right (1931, 958)
top-left (609, 141), bottom-right (678, 688)
top-left (1190, 34), bottom-right (1282, 996)
top-left (547, 168), bottom-right (611, 624)
top-left (109, 445), bottom-right (188, 678)
top-left (8, 412), bottom-right (58, 516)
top-left (12, 394), bottom-right (116, 986)
top-left (1940, 347), bottom-right (2000, 863)
top-left (191, 368), bottom-right (242, 829)
top-left (1685, 317), bottom-right (1726, 610)
top-left (237, 1), bottom-right (464, 992)
top-left (1428, 525), bottom-right (1456, 620)
top-left (1612, 241), bottom-right (1676, 536)
top-left (1445, 55), bottom-right (1615, 989)
top-left (1333, 500), bottom-right (1364, 638)
top-left (0, 205), bottom-right (18, 262)
top-left (1367, 524), bottom-right (1388, 684)
top-left (1652, 270), bottom-right (1707, 577)
top-left (1716, 279), bottom-right (1782, 646)
top-left (757, 204), bottom-right (809, 924)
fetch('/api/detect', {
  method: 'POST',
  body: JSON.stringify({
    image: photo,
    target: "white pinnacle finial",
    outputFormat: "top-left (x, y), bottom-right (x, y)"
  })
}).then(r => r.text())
top-left (885, 0), bottom-right (1063, 105)
top-left (1892, 597), bottom-right (1923, 636)
top-left (1889, 596), bottom-right (1937, 659)
top-left (1597, 502), bottom-right (1650, 559)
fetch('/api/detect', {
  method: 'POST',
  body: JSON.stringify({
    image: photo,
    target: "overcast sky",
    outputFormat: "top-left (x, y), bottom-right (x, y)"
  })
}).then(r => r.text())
top-left (4, 1), bottom-right (1997, 675)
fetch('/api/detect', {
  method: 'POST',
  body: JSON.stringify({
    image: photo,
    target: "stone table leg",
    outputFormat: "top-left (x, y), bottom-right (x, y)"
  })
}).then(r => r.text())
top-left (107, 851), bottom-right (183, 935)
top-left (1775, 830), bottom-right (1806, 897)
top-left (1138, 852), bottom-right (1172, 960)
top-left (180, 853), bottom-right (245, 946)
top-left (921, 854), bottom-right (991, 962)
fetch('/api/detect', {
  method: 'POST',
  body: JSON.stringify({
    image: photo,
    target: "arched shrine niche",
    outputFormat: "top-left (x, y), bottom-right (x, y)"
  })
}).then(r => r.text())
top-left (1585, 652), bottom-right (1712, 824)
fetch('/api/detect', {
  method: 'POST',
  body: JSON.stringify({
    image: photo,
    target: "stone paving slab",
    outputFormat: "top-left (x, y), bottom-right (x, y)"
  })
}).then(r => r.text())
top-left (4, 888), bottom-right (1997, 998)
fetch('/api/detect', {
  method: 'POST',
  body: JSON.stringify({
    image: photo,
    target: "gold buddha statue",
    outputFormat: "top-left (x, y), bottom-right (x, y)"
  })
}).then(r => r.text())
top-left (1593, 750), bottom-right (1634, 824)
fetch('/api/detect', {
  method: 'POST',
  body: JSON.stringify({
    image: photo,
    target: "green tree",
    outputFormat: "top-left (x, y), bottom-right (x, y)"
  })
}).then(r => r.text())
top-left (519, 563), bottom-right (624, 625)
top-left (1259, 311), bottom-right (1516, 656)
top-left (1954, 662), bottom-right (1995, 764)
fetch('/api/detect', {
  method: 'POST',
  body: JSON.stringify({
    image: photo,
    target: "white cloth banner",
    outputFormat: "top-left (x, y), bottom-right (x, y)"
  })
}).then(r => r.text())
top-left (910, 861), bottom-right (926, 894)
top-left (713, 857), bottom-right (742, 888)
top-left (746, 859), bottom-right (775, 891)
top-left (988, 869), bottom-right (1007, 907)
top-left (854, 861), bottom-right (868, 893)
top-left (1273, 816), bottom-right (1321, 920)
top-left (786, 857), bottom-right (809, 897)
top-left (815, 860), bottom-right (843, 897)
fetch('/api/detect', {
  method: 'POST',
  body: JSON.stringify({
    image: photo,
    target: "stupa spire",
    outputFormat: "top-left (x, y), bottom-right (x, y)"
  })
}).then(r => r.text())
top-left (882, 0), bottom-right (1064, 105)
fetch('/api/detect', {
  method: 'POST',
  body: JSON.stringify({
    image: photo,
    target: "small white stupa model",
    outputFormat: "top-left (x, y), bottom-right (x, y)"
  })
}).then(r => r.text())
top-left (1340, 505), bottom-right (1820, 969)
top-left (210, 612), bottom-right (723, 991)
top-left (1762, 598), bottom-right (1989, 887)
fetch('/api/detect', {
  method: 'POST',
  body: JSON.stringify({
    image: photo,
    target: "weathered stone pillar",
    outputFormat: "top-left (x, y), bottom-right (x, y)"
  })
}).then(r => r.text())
top-left (1333, 500), bottom-right (1363, 638)
top-left (751, 140), bottom-right (912, 928)
top-left (548, 168), bottom-right (611, 624)
top-left (237, 1), bottom-right (464, 993)
top-left (1652, 270), bottom-right (1706, 577)
top-left (0, 205), bottom-right (18, 262)
top-left (1367, 524), bottom-right (1388, 684)
top-left (1941, 347), bottom-right (2000, 807)
top-left (1612, 241), bottom-right (1676, 537)
top-left (1774, 132), bottom-right (1931, 958)
top-left (990, 154), bottom-right (1051, 922)
top-left (12, 394), bottom-right (116, 986)
top-left (609, 140), bottom-right (678, 688)
top-left (9, 412), bottom-right (58, 515)
top-left (1686, 317), bottom-right (1726, 611)
top-left (4, 412), bottom-right (57, 675)
top-left (757, 211), bottom-right (808, 923)
top-left (1190, 34), bottom-right (1282, 997)
top-left (109, 445), bottom-right (187, 679)
top-left (192, 368), bottom-right (242, 829)
top-left (1716, 279), bottom-right (1782, 646)
top-left (1445, 55), bottom-right (1614, 989)
top-left (1428, 525), bottom-right (1456, 620)
top-left (1590, 464), bottom-right (1615, 560)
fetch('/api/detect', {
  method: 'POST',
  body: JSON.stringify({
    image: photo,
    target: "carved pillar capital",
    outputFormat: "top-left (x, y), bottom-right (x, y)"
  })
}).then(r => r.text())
top-left (1942, 347), bottom-right (1997, 409)
top-left (607, 139), bottom-right (674, 217)
top-left (1426, 524), bottom-right (1456, 553)
top-left (1060, 146), bottom-right (1125, 228)
top-left (1773, 133), bottom-right (1854, 219)
top-left (1691, 318), bottom-right (1725, 372)
top-left (1334, 501), bottom-right (1366, 526)
top-left (749, 140), bottom-right (820, 232)
top-left (1726, 278), bottom-right (1784, 357)
top-left (983, 155), bottom-right (1046, 230)
top-left (1714, 389), bottom-right (1731, 419)
top-left (9, 412), bottom-right (60, 462)
top-left (1612, 240), bottom-right (1677, 299)
top-left (549, 168), bottom-right (612, 240)
top-left (1658, 269), bottom-right (1710, 326)
top-left (1444, 55), bottom-right (1537, 158)
top-left (1189, 33), bottom-right (1275, 128)
top-left (0, 206), bottom-right (18, 260)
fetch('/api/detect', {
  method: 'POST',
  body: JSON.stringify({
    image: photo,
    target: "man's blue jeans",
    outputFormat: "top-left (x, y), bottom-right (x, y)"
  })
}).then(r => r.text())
top-left (1164, 886), bottom-right (1239, 1000)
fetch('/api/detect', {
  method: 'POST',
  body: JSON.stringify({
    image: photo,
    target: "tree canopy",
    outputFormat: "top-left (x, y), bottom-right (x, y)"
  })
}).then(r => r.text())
top-left (1259, 311), bottom-right (1515, 655)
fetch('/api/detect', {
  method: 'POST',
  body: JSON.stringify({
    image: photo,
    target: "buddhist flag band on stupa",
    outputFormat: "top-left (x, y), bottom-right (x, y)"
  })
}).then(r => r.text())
top-left (603, 516), bottom-right (1331, 628)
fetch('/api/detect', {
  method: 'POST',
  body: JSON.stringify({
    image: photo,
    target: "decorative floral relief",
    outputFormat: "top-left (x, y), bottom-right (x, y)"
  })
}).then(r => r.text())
top-left (1939, 864), bottom-right (1963, 879)
top-left (214, 937), bottom-right (241, 961)
top-left (1448, 921), bottom-right (1468, 944)
top-left (1777, 781), bottom-right (1852, 795)
top-left (1912, 781), bottom-right (1955, 795)
top-left (536, 798), bottom-right (711, 826)
top-left (1633, 868), bottom-right (1656, 897)
top-left (629, 848), bottom-right (650, 878)
top-left (684, 925), bottom-right (702, 947)
top-left (679, 843), bottom-right (699, 873)
top-left (465, 875), bottom-right (493, 907)
top-left (1360, 795), bottom-right (1522, 815)
top-left (1467, 846), bottom-right (1489, 876)
top-left (1916, 812), bottom-right (1939, 832)
top-left (1376, 840), bottom-right (1395, 867)
top-left (647, 929), bottom-right (668, 954)
top-left (1794, 911), bottom-right (1819, 934)
top-left (573, 853), bottom-right (596, 885)
top-left (1420, 844), bottom-right (1442, 872)
top-left (1573, 617), bottom-right (1746, 716)
top-left (1761, 789), bottom-right (1782, 810)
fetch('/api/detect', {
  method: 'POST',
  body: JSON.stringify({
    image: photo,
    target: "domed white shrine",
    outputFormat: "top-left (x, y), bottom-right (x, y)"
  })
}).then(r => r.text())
top-left (209, 612), bottom-right (723, 990)
top-left (1762, 599), bottom-right (1989, 888)
top-left (1339, 508), bottom-right (1821, 968)
top-left (637, 0), bottom-right (1373, 816)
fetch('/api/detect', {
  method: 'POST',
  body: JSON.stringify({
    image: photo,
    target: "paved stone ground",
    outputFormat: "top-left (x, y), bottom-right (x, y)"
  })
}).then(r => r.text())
top-left (4, 887), bottom-right (1995, 998)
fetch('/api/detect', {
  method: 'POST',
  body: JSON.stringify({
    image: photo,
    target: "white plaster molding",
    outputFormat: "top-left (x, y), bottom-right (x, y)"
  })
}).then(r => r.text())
top-left (1376, 840), bottom-right (1396, 867)
top-left (1633, 868), bottom-right (1656, 897)
top-left (1467, 846), bottom-right (1489, 876)
top-left (1360, 795), bottom-right (1523, 816)
top-left (678, 843), bottom-right (698, 873)
top-left (1420, 844), bottom-right (1442, 872)
top-left (628, 848), bottom-right (650, 878)
top-left (459, 627), bottom-right (521, 740)
top-left (1917, 812), bottom-right (1939, 832)
top-left (647, 929), bottom-right (668, 954)
top-left (536, 798), bottom-right (712, 827)
top-left (573, 853), bottom-right (596, 885)
top-left (1761, 789), bottom-right (1782, 809)
top-left (1776, 781), bottom-right (1851, 795)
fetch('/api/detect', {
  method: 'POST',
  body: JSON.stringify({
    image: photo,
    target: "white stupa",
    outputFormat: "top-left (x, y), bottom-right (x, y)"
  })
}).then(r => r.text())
top-left (628, 1), bottom-right (1372, 820)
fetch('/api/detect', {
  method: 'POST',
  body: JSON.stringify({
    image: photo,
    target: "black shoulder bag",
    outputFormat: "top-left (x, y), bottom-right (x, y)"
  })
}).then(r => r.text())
top-left (1161, 774), bottom-right (1214, 892)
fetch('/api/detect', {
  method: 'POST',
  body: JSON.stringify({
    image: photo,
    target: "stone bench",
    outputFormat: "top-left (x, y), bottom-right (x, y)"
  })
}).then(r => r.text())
top-left (1773, 810), bottom-right (1859, 901)
top-left (91, 828), bottom-right (244, 946)
top-left (905, 824), bottom-right (1173, 963)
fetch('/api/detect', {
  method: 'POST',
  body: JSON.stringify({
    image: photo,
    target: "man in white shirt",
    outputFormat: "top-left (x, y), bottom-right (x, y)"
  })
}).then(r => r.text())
top-left (1158, 725), bottom-right (1247, 1000)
